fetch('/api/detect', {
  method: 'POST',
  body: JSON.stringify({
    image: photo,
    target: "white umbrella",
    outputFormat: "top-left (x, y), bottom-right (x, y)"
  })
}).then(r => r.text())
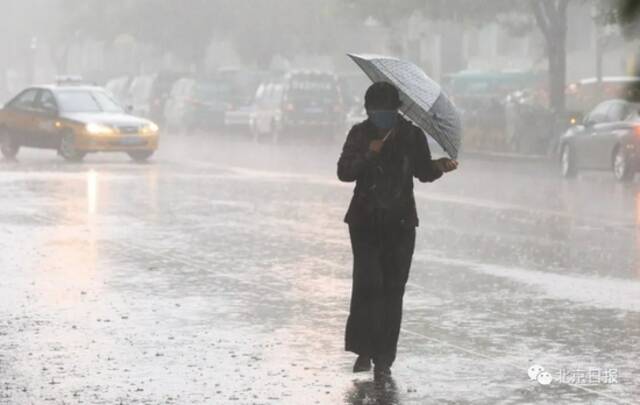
top-left (348, 53), bottom-right (462, 159)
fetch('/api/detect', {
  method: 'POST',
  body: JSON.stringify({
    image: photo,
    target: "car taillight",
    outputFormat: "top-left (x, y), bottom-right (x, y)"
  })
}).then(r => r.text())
top-left (634, 125), bottom-right (640, 138)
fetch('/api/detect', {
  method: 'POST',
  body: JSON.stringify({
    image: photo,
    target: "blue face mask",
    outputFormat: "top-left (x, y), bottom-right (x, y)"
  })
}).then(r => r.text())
top-left (368, 110), bottom-right (398, 130)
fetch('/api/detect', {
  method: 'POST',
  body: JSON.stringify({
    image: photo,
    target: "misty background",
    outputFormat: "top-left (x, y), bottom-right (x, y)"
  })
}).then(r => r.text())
top-left (2, 2), bottom-right (640, 404)
top-left (1, 0), bottom-right (640, 106)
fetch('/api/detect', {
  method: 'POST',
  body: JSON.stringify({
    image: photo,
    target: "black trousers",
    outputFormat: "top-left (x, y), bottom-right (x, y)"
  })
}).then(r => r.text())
top-left (345, 222), bottom-right (416, 367)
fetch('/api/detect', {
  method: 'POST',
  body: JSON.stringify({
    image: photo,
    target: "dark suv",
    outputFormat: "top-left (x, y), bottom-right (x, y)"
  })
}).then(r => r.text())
top-left (252, 71), bottom-right (344, 142)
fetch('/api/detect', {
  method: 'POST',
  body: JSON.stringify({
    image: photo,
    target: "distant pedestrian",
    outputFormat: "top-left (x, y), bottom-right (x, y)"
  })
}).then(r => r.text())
top-left (337, 82), bottom-right (457, 380)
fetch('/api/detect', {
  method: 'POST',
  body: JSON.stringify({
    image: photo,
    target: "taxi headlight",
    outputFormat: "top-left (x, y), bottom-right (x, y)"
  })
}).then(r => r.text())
top-left (85, 122), bottom-right (114, 136)
top-left (141, 122), bottom-right (159, 135)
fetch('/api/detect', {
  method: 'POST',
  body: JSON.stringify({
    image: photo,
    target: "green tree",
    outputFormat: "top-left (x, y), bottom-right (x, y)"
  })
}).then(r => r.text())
top-left (613, 0), bottom-right (640, 26)
top-left (597, 0), bottom-right (640, 37)
top-left (52, 0), bottom-right (344, 69)
top-left (531, 0), bottom-right (570, 116)
top-left (345, 0), bottom-right (571, 116)
top-left (227, 0), bottom-right (343, 67)
top-left (596, 0), bottom-right (640, 89)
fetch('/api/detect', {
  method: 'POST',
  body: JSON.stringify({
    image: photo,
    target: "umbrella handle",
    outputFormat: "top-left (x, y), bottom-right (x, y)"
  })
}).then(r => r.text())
top-left (382, 129), bottom-right (394, 142)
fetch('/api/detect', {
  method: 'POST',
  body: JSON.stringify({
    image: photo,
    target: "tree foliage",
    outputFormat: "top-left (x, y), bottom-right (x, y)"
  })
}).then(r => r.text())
top-left (50, 0), bottom-right (343, 68)
top-left (530, 0), bottom-right (570, 114)
top-left (345, 0), bottom-right (525, 25)
top-left (596, 0), bottom-right (640, 37)
top-left (346, 0), bottom-right (571, 113)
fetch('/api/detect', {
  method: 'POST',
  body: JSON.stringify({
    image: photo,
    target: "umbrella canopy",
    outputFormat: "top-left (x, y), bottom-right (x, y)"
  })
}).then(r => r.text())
top-left (348, 53), bottom-right (462, 159)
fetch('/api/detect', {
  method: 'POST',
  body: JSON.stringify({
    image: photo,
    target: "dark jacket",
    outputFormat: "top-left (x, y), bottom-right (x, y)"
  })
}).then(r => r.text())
top-left (337, 116), bottom-right (443, 227)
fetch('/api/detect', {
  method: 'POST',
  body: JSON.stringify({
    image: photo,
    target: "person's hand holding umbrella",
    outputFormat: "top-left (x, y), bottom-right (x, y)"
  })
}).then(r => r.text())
top-left (369, 139), bottom-right (384, 154)
top-left (367, 126), bottom-right (458, 173)
top-left (368, 128), bottom-right (394, 155)
top-left (433, 158), bottom-right (458, 173)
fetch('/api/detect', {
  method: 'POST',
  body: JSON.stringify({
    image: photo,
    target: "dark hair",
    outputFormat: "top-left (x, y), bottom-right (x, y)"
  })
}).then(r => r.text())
top-left (364, 81), bottom-right (401, 110)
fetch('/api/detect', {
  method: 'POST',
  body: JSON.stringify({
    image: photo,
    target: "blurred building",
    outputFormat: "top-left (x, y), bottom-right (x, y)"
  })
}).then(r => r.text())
top-left (396, 4), bottom-right (640, 84)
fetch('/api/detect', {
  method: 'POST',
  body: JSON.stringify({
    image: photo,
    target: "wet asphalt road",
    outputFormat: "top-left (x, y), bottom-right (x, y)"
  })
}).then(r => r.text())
top-left (1, 132), bottom-right (639, 405)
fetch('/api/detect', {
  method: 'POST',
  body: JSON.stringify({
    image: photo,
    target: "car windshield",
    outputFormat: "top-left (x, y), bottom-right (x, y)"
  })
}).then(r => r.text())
top-left (193, 82), bottom-right (232, 101)
top-left (56, 90), bottom-right (124, 113)
top-left (290, 77), bottom-right (338, 101)
top-left (626, 103), bottom-right (640, 119)
top-left (217, 71), bottom-right (264, 104)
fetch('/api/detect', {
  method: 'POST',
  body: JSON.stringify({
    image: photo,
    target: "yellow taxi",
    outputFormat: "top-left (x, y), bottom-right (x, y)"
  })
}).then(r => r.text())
top-left (0, 84), bottom-right (159, 161)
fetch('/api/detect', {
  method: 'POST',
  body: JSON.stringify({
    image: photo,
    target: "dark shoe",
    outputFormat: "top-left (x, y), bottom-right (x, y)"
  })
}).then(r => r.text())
top-left (353, 355), bottom-right (372, 373)
top-left (373, 365), bottom-right (392, 381)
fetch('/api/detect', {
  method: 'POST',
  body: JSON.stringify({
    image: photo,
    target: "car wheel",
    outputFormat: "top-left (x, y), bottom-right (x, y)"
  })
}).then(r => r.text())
top-left (59, 132), bottom-right (86, 162)
top-left (0, 129), bottom-right (20, 159)
top-left (560, 144), bottom-right (577, 178)
top-left (613, 146), bottom-right (635, 182)
top-left (128, 150), bottom-right (154, 162)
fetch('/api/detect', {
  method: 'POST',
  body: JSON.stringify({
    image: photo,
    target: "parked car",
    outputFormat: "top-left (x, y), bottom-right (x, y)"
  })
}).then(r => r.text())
top-left (127, 72), bottom-right (181, 124)
top-left (163, 77), bottom-right (194, 133)
top-left (251, 71), bottom-right (345, 142)
top-left (224, 103), bottom-right (256, 133)
top-left (164, 77), bottom-right (232, 133)
top-left (217, 68), bottom-right (267, 110)
top-left (559, 99), bottom-right (640, 181)
top-left (221, 69), bottom-right (268, 134)
top-left (148, 72), bottom-right (181, 125)
top-left (128, 74), bottom-right (155, 118)
top-left (0, 84), bottom-right (159, 162)
top-left (105, 75), bottom-right (133, 107)
top-left (504, 76), bottom-right (640, 157)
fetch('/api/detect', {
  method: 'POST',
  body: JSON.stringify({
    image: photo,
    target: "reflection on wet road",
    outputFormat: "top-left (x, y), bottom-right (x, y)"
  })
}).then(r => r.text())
top-left (1, 135), bottom-right (639, 404)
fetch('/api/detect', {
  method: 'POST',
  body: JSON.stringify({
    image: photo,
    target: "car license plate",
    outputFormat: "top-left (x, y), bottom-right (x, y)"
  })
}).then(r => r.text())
top-left (119, 136), bottom-right (144, 145)
top-left (304, 107), bottom-right (324, 114)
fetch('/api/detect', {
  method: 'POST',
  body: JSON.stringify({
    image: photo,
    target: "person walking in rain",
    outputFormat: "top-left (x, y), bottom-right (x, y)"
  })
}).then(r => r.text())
top-left (337, 82), bottom-right (458, 379)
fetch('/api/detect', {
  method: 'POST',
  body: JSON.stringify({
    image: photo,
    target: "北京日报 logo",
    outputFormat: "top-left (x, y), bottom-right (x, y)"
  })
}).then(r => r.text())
top-left (528, 364), bottom-right (553, 385)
